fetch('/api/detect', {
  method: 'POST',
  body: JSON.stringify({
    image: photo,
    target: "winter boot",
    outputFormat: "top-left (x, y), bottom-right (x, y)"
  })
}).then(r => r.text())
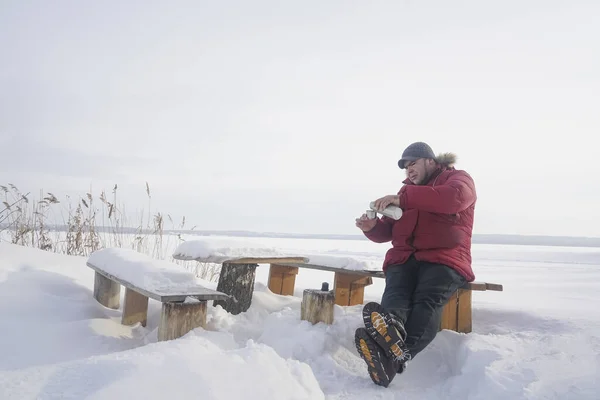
top-left (362, 302), bottom-right (411, 365)
top-left (354, 327), bottom-right (399, 388)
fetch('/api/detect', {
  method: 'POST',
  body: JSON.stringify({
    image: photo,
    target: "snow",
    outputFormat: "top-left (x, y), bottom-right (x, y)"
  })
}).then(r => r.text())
top-left (87, 247), bottom-right (219, 297)
top-left (173, 237), bottom-right (300, 260)
top-left (1, 237), bottom-right (600, 399)
top-left (1, 334), bottom-right (323, 400)
top-left (173, 237), bottom-right (384, 271)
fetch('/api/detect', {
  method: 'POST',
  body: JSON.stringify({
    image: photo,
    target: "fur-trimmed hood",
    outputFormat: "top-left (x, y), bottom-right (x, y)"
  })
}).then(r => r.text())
top-left (402, 152), bottom-right (459, 184)
top-left (435, 152), bottom-right (457, 168)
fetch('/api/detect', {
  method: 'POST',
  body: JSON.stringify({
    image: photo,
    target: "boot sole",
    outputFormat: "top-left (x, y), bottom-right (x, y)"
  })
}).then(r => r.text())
top-left (362, 302), bottom-right (409, 362)
top-left (354, 327), bottom-right (393, 388)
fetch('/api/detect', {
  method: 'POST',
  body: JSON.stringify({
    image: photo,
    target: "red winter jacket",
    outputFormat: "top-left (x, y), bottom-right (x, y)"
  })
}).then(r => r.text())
top-left (363, 154), bottom-right (477, 282)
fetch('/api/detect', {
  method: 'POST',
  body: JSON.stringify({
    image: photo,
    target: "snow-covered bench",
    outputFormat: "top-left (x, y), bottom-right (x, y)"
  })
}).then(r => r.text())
top-left (172, 239), bottom-right (503, 333)
top-left (86, 248), bottom-right (229, 341)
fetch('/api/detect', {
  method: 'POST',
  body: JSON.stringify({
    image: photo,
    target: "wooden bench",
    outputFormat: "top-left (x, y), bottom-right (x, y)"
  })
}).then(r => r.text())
top-left (172, 250), bottom-right (502, 334)
top-left (276, 263), bottom-right (503, 333)
top-left (87, 248), bottom-right (229, 341)
top-left (267, 262), bottom-right (502, 333)
top-left (173, 244), bottom-right (503, 333)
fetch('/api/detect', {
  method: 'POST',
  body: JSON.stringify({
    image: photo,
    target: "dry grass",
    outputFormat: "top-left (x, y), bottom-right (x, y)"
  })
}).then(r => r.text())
top-left (0, 183), bottom-right (220, 281)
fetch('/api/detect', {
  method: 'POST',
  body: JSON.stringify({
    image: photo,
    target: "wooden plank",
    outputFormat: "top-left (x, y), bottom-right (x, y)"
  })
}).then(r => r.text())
top-left (122, 288), bottom-right (149, 327)
top-left (157, 300), bottom-right (207, 341)
top-left (93, 271), bottom-right (121, 309)
top-left (457, 289), bottom-right (472, 333)
top-left (267, 264), bottom-right (299, 296)
top-left (485, 283), bottom-right (503, 291)
top-left (280, 262), bottom-right (385, 278)
top-left (334, 272), bottom-right (373, 306)
top-left (278, 263), bottom-right (502, 293)
top-left (172, 255), bottom-right (310, 264)
top-left (465, 281), bottom-right (488, 291)
top-left (440, 291), bottom-right (458, 331)
top-left (87, 261), bottom-right (230, 303)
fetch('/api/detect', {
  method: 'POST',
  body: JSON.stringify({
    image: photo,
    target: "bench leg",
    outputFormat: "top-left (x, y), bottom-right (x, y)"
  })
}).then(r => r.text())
top-left (122, 288), bottom-right (149, 327)
top-left (157, 300), bottom-right (207, 341)
top-left (93, 271), bottom-right (121, 309)
top-left (457, 289), bottom-right (472, 333)
top-left (267, 264), bottom-right (299, 296)
top-left (213, 262), bottom-right (257, 315)
top-left (440, 291), bottom-right (458, 332)
top-left (333, 272), bottom-right (373, 306)
top-left (440, 289), bottom-right (472, 333)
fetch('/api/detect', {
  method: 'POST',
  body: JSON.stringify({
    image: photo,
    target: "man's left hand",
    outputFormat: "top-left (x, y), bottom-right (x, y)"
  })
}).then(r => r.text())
top-left (373, 195), bottom-right (400, 211)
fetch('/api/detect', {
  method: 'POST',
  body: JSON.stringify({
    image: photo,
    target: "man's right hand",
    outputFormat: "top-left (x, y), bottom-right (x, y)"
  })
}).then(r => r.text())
top-left (355, 213), bottom-right (377, 232)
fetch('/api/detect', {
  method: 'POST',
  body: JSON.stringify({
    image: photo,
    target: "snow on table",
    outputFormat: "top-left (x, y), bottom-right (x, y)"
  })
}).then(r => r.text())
top-left (87, 248), bottom-right (229, 302)
top-left (172, 238), bottom-right (384, 272)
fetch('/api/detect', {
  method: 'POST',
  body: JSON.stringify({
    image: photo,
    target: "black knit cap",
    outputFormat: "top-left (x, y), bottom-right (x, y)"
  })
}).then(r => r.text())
top-left (398, 142), bottom-right (436, 169)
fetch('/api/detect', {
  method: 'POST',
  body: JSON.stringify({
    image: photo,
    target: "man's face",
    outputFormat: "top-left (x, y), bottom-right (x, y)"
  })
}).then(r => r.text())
top-left (404, 158), bottom-right (435, 185)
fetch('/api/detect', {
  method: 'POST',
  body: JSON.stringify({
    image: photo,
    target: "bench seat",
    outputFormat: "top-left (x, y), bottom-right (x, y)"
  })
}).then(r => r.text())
top-left (87, 248), bottom-right (229, 341)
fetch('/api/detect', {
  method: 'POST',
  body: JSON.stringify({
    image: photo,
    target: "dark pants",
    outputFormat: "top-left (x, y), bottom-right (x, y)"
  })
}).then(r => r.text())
top-left (381, 256), bottom-right (466, 359)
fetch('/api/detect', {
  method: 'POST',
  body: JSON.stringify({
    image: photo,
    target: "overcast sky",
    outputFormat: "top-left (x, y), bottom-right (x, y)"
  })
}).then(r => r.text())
top-left (1, 0), bottom-right (599, 237)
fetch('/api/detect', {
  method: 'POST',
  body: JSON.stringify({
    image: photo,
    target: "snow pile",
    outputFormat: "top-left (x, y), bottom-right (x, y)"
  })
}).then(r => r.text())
top-left (173, 237), bottom-right (383, 271)
top-left (1, 334), bottom-right (323, 400)
top-left (1, 238), bottom-right (600, 399)
top-left (0, 243), bottom-right (324, 399)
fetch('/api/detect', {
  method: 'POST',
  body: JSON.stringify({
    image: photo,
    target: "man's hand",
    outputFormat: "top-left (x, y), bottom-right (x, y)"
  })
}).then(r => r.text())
top-left (355, 213), bottom-right (377, 232)
top-left (372, 195), bottom-right (400, 211)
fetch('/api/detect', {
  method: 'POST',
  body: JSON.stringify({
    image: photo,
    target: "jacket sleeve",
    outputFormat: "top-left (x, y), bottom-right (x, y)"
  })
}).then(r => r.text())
top-left (363, 217), bottom-right (394, 243)
top-left (399, 171), bottom-right (476, 214)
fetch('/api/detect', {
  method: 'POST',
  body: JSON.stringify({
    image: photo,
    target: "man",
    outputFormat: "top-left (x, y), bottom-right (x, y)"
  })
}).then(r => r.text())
top-left (353, 141), bottom-right (477, 388)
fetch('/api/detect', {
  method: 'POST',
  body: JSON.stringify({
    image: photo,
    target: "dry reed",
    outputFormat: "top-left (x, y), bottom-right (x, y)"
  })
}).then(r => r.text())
top-left (0, 183), bottom-right (220, 281)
